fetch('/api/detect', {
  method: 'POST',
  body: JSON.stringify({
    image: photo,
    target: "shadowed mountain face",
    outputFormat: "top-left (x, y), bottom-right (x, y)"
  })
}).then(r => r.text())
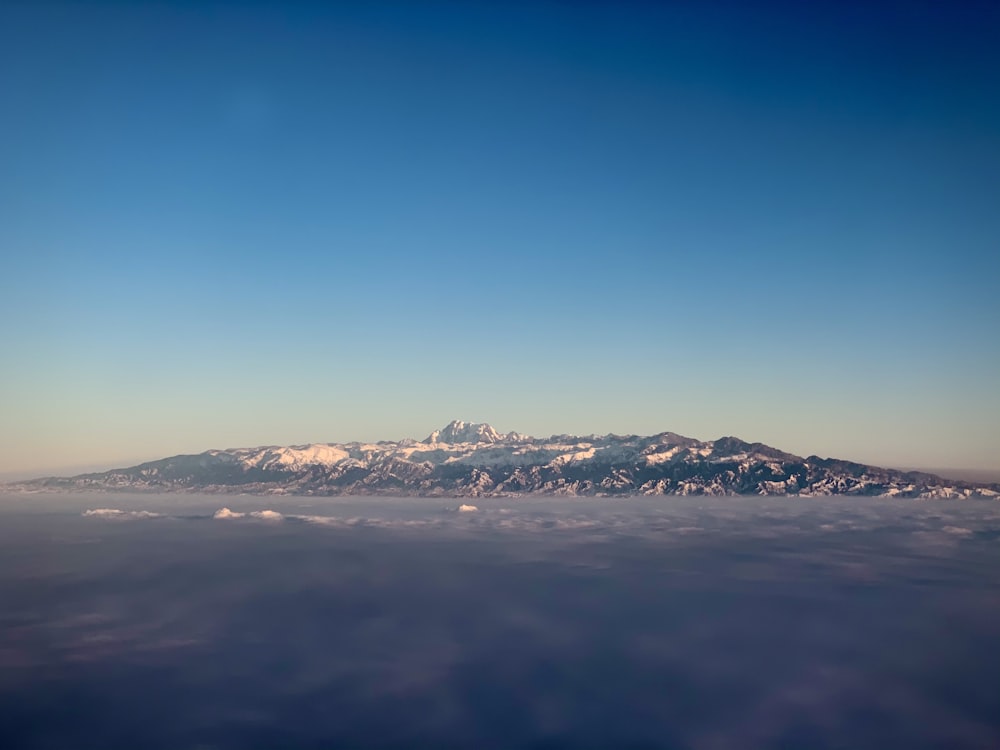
top-left (15, 422), bottom-right (1000, 499)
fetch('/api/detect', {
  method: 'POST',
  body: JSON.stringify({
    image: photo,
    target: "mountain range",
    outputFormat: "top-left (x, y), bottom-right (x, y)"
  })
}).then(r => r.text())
top-left (11, 420), bottom-right (999, 500)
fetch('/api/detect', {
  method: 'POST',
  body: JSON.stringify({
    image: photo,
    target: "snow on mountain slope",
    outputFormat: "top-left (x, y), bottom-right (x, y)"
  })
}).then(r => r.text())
top-left (423, 420), bottom-right (508, 445)
top-left (13, 421), bottom-right (1000, 500)
top-left (238, 445), bottom-right (352, 471)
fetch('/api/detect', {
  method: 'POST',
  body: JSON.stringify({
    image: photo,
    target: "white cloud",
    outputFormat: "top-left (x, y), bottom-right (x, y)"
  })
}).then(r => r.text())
top-left (250, 510), bottom-right (284, 521)
top-left (213, 508), bottom-right (282, 521)
top-left (82, 508), bottom-right (161, 519)
top-left (942, 526), bottom-right (973, 536)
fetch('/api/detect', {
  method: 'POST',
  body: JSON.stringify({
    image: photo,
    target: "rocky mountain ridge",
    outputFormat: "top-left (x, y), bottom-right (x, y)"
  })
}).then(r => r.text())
top-left (12, 420), bottom-right (1000, 499)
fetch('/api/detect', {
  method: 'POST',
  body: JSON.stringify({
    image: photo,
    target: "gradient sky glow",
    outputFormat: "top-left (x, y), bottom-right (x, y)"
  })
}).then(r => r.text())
top-left (1, 1), bottom-right (998, 477)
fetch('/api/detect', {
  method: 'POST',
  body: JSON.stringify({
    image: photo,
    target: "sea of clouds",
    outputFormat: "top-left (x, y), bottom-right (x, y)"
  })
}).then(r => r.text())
top-left (1, 493), bottom-right (999, 749)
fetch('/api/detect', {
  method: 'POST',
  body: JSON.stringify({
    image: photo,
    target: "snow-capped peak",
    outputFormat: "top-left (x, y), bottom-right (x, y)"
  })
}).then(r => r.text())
top-left (240, 444), bottom-right (351, 471)
top-left (17, 420), bottom-right (1000, 499)
top-left (423, 420), bottom-right (504, 445)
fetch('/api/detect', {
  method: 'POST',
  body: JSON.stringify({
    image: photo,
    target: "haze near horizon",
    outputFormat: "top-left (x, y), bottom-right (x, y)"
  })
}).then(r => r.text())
top-left (1, 1), bottom-right (998, 477)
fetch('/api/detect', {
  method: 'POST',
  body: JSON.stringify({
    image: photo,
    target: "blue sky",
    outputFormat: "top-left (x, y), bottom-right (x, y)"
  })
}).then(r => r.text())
top-left (1, 1), bottom-right (998, 476)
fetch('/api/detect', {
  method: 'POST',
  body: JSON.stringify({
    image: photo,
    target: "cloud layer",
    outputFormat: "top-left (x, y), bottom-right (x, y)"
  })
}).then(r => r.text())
top-left (2, 494), bottom-right (995, 748)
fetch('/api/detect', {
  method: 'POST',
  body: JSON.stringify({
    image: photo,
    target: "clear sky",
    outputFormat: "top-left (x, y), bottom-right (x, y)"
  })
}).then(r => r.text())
top-left (1, 0), bottom-right (998, 477)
